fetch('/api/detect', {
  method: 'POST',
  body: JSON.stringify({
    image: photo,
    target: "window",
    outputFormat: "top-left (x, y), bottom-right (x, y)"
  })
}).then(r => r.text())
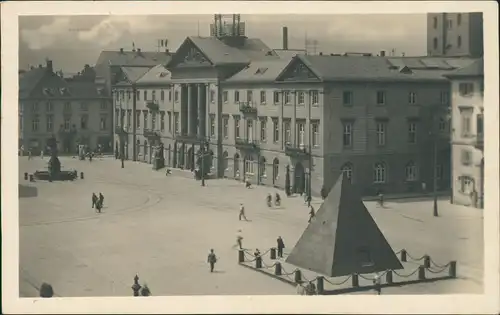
top-left (223, 117), bottom-right (229, 138)
top-left (272, 119), bottom-right (279, 142)
top-left (440, 91), bottom-right (449, 104)
top-left (168, 90), bottom-right (172, 101)
top-left (100, 100), bottom-right (107, 110)
top-left (477, 114), bottom-right (484, 137)
top-left (459, 176), bottom-right (474, 194)
top-left (234, 117), bottom-right (241, 139)
top-left (174, 112), bottom-right (179, 134)
top-left (312, 121), bottom-right (320, 146)
top-left (247, 90), bottom-right (253, 103)
top-left (174, 91), bottom-right (179, 102)
top-left (408, 92), bottom-right (417, 104)
top-left (64, 116), bottom-right (71, 130)
top-left (376, 91), bottom-right (386, 105)
top-left (121, 110), bottom-right (125, 127)
top-left (405, 162), bottom-right (418, 181)
top-left (260, 91), bottom-right (266, 104)
top-left (234, 91), bottom-right (240, 103)
top-left (439, 117), bottom-right (447, 132)
top-left (373, 162), bottom-right (386, 183)
top-left (284, 91), bottom-right (291, 105)
top-left (260, 119), bottom-right (267, 141)
top-left (210, 115), bottom-right (216, 137)
top-left (127, 110), bottom-right (131, 128)
top-left (143, 90), bottom-right (147, 100)
top-left (143, 112), bottom-right (148, 129)
top-left (284, 120), bottom-right (291, 144)
top-left (433, 16), bottom-right (438, 29)
top-left (120, 91), bottom-right (124, 100)
top-left (433, 37), bottom-right (438, 50)
top-left (45, 102), bottom-right (53, 112)
top-left (461, 149), bottom-right (472, 165)
top-left (376, 122), bottom-right (386, 146)
top-left (115, 109), bottom-right (120, 126)
top-left (297, 122), bottom-right (305, 146)
top-left (167, 112), bottom-right (171, 132)
top-left (46, 115), bottom-right (53, 131)
top-left (127, 90), bottom-right (131, 100)
top-left (247, 119), bottom-right (254, 141)
top-left (31, 102), bottom-right (39, 112)
top-left (19, 114), bottom-right (23, 131)
top-left (160, 90), bottom-right (165, 101)
top-left (80, 114), bottom-right (88, 129)
top-left (341, 163), bottom-right (353, 182)
top-left (100, 115), bottom-right (107, 130)
top-left (297, 91), bottom-right (305, 105)
top-left (408, 122), bottom-right (417, 144)
top-left (459, 83), bottom-right (474, 96)
top-left (342, 91), bottom-right (352, 106)
top-left (311, 90), bottom-right (319, 105)
top-left (343, 122), bottom-right (353, 147)
top-left (31, 116), bottom-right (39, 131)
top-left (136, 111), bottom-right (141, 129)
top-left (151, 113), bottom-right (156, 130)
top-left (457, 13), bottom-right (462, 26)
top-left (136, 90), bottom-right (140, 100)
top-left (223, 91), bottom-right (228, 103)
top-left (460, 109), bottom-right (472, 136)
top-left (210, 90), bottom-right (215, 103)
top-left (64, 102), bottom-right (72, 112)
top-left (259, 157), bottom-right (267, 178)
top-left (273, 91), bottom-right (280, 104)
top-left (245, 156), bottom-right (255, 175)
top-left (457, 36), bottom-right (462, 48)
top-left (436, 164), bottom-right (443, 180)
top-left (80, 102), bottom-right (88, 111)
top-left (447, 19), bottom-right (452, 29)
top-left (273, 159), bottom-right (279, 182)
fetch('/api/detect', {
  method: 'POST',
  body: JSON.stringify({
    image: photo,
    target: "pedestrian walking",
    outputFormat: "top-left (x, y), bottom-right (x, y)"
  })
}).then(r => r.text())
top-left (95, 199), bottom-right (102, 213)
top-left (98, 192), bottom-right (104, 208)
top-left (207, 249), bottom-right (218, 272)
top-left (232, 230), bottom-right (244, 249)
top-left (377, 191), bottom-right (384, 208)
top-left (266, 193), bottom-right (272, 208)
top-left (28, 148), bottom-right (32, 160)
top-left (373, 272), bottom-right (382, 295)
top-left (274, 192), bottom-right (281, 207)
top-left (239, 203), bottom-right (248, 221)
top-left (306, 281), bottom-right (317, 295)
top-left (92, 193), bottom-right (98, 209)
top-left (276, 236), bottom-right (285, 258)
top-left (254, 248), bottom-right (261, 258)
top-left (308, 206), bottom-right (315, 223)
top-left (40, 150), bottom-right (44, 159)
top-left (296, 283), bottom-right (306, 295)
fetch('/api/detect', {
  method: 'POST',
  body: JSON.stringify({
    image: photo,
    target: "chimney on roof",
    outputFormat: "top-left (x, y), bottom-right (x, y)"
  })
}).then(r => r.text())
top-left (46, 59), bottom-right (53, 72)
top-left (120, 48), bottom-right (124, 53)
top-left (380, 50), bottom-right (386, 57)
top-left (282, 26), bottom-right (288, 50)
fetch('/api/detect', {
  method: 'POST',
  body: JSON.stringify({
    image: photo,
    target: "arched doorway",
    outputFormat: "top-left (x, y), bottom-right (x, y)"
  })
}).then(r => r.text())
top-left (222, 151), bottom-right (229, 177)
top-left (143, 140), bottom-right (148, 162)
top-left (173, 142), bottom-right (178, 167)
top-left (179, 143), bottom-right (185, 168)
top-left (168, 144), bottom-right (171, 166)
top-left (259, 157), bottom-right (266, 184)
top-left (234, 153), bottom-right (240, 179)
top-left (272, 158), bottom-right (279, 186)
top-left (136, 139), bottom-right (140, 160)
top-left (187, 146), bottom-right (194, 171)
top-left (294, 162), bottom-right (305, 194)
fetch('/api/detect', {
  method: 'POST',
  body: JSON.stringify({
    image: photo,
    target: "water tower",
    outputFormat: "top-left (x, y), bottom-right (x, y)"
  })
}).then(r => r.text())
top-left (210, 14), bottom-right (247, 47)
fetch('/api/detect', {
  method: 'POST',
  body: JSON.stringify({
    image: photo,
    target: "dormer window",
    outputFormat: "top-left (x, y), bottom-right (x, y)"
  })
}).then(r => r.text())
top-left (43, 88), bottom-right (51, 96)
top-left (59, 87), bottom-right (69, 95)
top-left (159, 72), bottom-right (168, 78)
top-left (255, 68), bottom-right (268, 75)
top-left (400, 66), bottom-right (413, 74)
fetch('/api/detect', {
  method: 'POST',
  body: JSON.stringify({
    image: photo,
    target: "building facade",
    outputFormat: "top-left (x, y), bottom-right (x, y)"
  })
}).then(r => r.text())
top-left (427, 12), bottom-right (483, 57)
top-left (19, 60), bottom-right (113, 154)
top-left (446, 59), bottom-right (484, 208)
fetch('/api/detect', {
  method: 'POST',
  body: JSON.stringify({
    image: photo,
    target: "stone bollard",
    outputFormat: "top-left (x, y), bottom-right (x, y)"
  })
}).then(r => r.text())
top-left (423, 255), bottom-right (431, 268)
top-left (449, 261), bottom-right (457, 278)
top-left (316, 276), bottom-right (324, 295)
top-left (294, 269), bottom-right (302, 284)
top-left (385, 270), bottom-right (393, 284)
top-left (80, 172), bottom-right (84, 179)
top-left (400, 249), bottom-right (407, 262)
top-left (270, 248), bottom-right (276, 260)
top-left (29, 174), bottom-right (34, 182)
top-left (238, 250), bottom-right (244, 263)
top-left (255, 256), bottom-right (262, 269)
top-left (275, 262), bottom-right (282, 276)
top-left (418, 266), bottom-right (426, 280)
top-left (352, 274), bottom-right (359, 287)
top-left (24, 172), bottom-right (28, 180)
top-left (131, 275), bottom-right (142, 297)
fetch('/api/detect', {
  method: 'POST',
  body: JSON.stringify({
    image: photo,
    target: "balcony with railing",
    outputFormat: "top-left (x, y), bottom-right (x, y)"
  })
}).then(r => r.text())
top-left (285, 143), bottom-right (309, 157)
top-left (238, 101), bottom-right (257, 114)
top-left (235, 138), bottom-right (260, 151)
top-left (146, 100), bottom-right (159, 111)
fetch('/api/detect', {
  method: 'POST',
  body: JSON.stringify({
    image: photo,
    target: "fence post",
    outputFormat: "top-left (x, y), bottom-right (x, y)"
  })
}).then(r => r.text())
top-left (294, 269), bottom-right (302, 284)
top-left (238, 250), bottom-right (244, 263)
top-left (418, 266), bottom-right (426, 280)
top-left (255, 256), bottom-right (262, 268)
top-left (275, 262), bottom-right (282, 276)
top-left (385, 270), bottom-right (393, 284)
top-left (423, 255), bottom-right (431, 268)
top-left (24, 172), bottom-right (28, 180)
top-left (270, 248), bottom-right (276, 260)
top-left (352, 274), bottom-right (359, 287)
top-left (449, 261), bottom-right (457, 278)
top-left (316, 276), bottom-right (324, 295)
top-left (400, 249), bottom-right (407, 262)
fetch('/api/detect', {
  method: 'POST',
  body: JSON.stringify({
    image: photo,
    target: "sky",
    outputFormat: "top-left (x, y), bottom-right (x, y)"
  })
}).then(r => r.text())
top-left (19, 14), bottom-right (428, 73)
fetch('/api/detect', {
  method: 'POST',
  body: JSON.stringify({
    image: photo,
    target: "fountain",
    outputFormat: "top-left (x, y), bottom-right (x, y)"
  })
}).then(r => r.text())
top-left (33, 136), bottom-right (78, 181)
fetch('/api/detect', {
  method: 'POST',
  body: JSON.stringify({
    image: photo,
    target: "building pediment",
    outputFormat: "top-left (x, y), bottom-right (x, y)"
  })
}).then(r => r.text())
top-left (276, 57), bottom-right (321, 82)
top-left (167, 38), bottom-right (213, 69)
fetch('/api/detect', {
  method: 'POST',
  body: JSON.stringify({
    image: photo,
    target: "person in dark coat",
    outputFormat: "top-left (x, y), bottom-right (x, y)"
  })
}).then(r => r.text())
top-left (277, 236), bottom-right (285, 258)
top-left (98, 193), bottom-right (104, 208)
top-left (308, 206), bottom-right (315, 223)
top-left (207, 249), bottom-right (217, 273)
top-left (140, 284), bottom-right (151, 296)
top-left (95, 199), bottom-right (102, 213)
top-left (92, 193), bottom-right (98, 208)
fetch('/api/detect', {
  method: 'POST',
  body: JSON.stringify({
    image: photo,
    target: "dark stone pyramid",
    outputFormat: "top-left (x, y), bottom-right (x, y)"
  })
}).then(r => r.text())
top-left (285, 173), bottom-right (403, 277)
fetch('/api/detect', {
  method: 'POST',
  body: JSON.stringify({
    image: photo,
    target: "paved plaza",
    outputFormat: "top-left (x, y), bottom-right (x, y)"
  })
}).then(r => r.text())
top-left (19, 156), bottom-right (484, 297)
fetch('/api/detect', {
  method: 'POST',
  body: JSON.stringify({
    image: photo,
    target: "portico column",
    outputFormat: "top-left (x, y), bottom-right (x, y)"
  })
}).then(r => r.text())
top-left (198, 84), bottom-right (205, 137)
top-left (187, 84), bottom-right (194, 136)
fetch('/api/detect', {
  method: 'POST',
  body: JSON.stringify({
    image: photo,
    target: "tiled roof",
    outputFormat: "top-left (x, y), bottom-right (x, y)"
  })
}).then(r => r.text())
top-left (121, 66), bottom-right (152, 83)
top-left (95, 50), bottom-right (173, 68)
top-left (298, 55), bottom-right (478, 82)
top-left (66, 81), bottom-right (107, 98)
top-left (273, 49), bottom-right (306, 60)
top-left (188, 36), bottom-right (251, 65)
top-left (136, 65), bottom-right (172, 85)
top-left (226, 58), bottom-right (293, 83)
top-left (445, 58), bottom-right (484, 77)
top-left (19, 67), bottom-right (48, 99)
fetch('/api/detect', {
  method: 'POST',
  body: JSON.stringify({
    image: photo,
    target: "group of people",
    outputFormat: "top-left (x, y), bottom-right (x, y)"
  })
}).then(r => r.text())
top-left (266, 192), bottom-right (281, 208)
top-left (91, 192), bottom-right (105, 213)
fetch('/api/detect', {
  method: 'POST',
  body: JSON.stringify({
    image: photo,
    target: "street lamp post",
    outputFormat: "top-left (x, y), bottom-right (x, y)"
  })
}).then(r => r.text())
top-left (432, 132), bottom-right (438, 217)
